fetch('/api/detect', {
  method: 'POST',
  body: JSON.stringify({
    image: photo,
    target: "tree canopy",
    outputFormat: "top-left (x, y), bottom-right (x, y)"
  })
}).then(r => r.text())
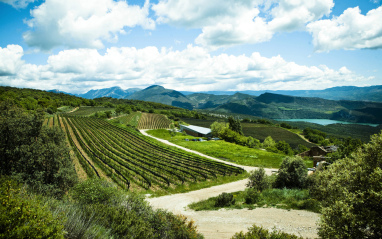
top-left (313, 132), bottom-right (382, 238)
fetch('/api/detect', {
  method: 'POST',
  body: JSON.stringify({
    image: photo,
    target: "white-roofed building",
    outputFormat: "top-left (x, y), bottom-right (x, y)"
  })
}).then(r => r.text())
top-left (179, 124), bottom-right (212, 137)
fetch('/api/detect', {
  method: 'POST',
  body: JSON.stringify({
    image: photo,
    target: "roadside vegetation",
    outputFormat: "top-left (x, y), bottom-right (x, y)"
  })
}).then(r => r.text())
top-left (189, 132), bottom-right (382, 238)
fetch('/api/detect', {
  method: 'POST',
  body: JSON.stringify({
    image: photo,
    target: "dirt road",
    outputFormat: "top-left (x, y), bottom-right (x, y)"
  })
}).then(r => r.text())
top-left (141, 130), bottom-right (319, 238)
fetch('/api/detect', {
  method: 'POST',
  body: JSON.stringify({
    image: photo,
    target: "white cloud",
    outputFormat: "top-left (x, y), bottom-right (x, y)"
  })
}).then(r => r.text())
top-left (0, 45), bottom-right (24, 76)
top-left (23, 0), bottom-right (155, 51)
top-left (307, 6), bottom-right (382, 51)
top-left (269, 0), bottom-right (333, 31)
top-left (1, 45), bottom-right (372, 93)
top-left (153, 0), bottom-right (333, 49)
top-left (0, 0), bottom-right (34, 8)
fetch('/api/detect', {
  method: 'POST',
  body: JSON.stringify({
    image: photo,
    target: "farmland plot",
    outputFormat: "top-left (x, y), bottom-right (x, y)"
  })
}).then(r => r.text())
top-left (60, 115), bottom-right (244, 191)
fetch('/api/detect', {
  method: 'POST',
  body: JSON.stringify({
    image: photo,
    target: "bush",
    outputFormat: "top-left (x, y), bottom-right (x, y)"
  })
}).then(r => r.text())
top-left (70, 179), bottom-right (122, 205)
top-left (244, 188), bottom-right (261, 204)
top-left (232, 224), bottom-right (303, 239)
top-left (275, 156), bottom-right (307, 189)
top-left (0, 177), bottom-right (65, 238)
top-left (215, 192), bottom-right (235, 207)
top-left (246, 168), bottom-right (269, 192)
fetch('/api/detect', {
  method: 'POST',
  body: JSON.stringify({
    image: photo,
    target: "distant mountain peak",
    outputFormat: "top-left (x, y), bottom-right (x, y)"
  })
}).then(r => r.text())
top-left (145, 85), bottom-right (164, 90)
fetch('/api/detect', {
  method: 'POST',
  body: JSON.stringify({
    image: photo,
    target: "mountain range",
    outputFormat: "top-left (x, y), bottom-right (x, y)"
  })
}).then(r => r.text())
top-left (70, 85), bottom-right (382, 124)
top-left (74, 85), bottom-right (382, 102)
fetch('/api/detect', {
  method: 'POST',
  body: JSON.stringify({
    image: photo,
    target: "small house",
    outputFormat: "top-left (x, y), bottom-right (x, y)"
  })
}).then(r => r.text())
top-left (179, 124), bottom-right (212, 138)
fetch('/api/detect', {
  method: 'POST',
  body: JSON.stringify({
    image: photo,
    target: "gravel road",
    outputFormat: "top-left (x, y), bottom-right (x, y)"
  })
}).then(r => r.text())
top-left (141, 130), bottom-right (320, 238)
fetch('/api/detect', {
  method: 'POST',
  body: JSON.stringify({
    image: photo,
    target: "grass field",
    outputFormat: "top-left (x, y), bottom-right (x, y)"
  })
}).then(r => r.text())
top-left (180, 118), bottom-right (316, 149)
top-left (147, 129), bottom-right (313, 168)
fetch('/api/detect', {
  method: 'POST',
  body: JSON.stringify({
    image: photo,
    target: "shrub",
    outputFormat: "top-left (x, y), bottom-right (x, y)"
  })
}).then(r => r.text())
top-left (70, 178), bottom-right (122, 205)
top-left (215, 192), bottom-right (235, 207)
top-left (244, 188), bottom-right (261, 204)
top-left (232, 224), bottom-right (303, 239)
top-left (0, 177), bottom-right (65, 238)
top-left (275, 156), bottom-right (307, 189)
top-left (246, 168), bottom-right (269, 192)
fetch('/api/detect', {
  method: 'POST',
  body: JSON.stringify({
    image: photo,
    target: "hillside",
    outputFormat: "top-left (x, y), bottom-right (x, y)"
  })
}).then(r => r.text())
top-left (77, 86), bottom-right (140, 99)
top-left (127, 85), bottom-right (194, 110)
top-left (213, 93), bottom-right (382, 124)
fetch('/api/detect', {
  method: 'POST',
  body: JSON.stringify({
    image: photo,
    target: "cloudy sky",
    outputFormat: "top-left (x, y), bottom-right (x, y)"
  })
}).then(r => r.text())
top-left (0, 0), bottom-right (381, 94)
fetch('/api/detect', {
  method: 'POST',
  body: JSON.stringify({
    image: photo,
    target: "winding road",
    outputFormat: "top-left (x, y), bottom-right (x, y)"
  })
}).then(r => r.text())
top-left (140, 130), bottom-right (319, 238)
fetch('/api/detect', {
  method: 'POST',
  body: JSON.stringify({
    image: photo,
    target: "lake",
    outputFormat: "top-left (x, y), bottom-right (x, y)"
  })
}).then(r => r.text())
top-left (274, 119), bottom-right (379, 127)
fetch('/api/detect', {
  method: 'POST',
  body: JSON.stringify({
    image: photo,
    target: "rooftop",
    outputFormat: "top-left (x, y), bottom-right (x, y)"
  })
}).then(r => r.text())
top-left (180, 124), bottom-right (212, 135)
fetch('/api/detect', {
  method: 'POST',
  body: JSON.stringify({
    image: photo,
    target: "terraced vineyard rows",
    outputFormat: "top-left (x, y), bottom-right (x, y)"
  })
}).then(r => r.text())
top-left (117, 112), bottom-right (142, 126)
top-left (137, 113), bottom-right (171, 129)
top-left (60, 115), bottom-right (244, 191)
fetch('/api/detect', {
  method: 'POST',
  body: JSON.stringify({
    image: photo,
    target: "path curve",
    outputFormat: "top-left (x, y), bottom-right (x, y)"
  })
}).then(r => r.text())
top-left (140, 130), bottom-right (319, 238)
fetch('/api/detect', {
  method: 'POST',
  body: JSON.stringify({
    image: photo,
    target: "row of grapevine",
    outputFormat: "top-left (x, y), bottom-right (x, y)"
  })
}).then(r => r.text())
top-left (61, 115), bottom-right (244, 191)
top-left (118, 112), bottom-right (142, 126)
top-left (137, 113), bottom-right (171, 129)
top-left (67, 106), bottom-right (115, 116)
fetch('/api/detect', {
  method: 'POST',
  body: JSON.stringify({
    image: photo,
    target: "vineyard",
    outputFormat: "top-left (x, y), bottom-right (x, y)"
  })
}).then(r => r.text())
top-left (58, 115), bottom-right (244, 191)
top-left (67, 106), bottom-right (115, 116)
top-left (137, 113), bottom-right (171, 129)
top-left (114, 112), bottom-right (171, 129)
top-left (116, 112), bottom-right (142, 126)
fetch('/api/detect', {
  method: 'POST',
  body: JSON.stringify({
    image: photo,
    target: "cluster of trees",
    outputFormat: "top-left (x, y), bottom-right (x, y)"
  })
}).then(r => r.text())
top-left (0, 102), bottom-right (77, 197)
top-left (211, 118), bottom-right (307, 156)
top-left (244, 133), bottom-right (382, 238)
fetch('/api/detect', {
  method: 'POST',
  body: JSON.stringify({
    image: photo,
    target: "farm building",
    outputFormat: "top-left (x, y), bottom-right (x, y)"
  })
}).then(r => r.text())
top-left (179, 124), bottom-right (212, 137)
top-left (298, 145), bottom-right (338, 167)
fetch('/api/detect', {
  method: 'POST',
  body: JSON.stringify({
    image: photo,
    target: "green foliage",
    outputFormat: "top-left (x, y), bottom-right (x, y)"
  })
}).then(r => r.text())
top-left (246, 168), bottom-right (269, 192)
top-left (275, 157), bottom-right (307, 189)
top-left (220, 127), bottom-right (248, 145)
top-left (189, 188), bottom-right (319, 212)
top-left (0, 177), bottom-right (65, 238)
top-left (70, 179), bottom-right (122, 205)
top-left (326, 137), bottom-right (363, 163)
top-left (215, 192), bottom-right (235, 207)
top-left (0, 103), bottom-right (77, 197)
top-left (263, 136), bottom-right (276, 148)
top-left (275, 140), bottom-right (294, 155)
top-left (65, 181), bottom-right (203, 239)
top-left (228, 116), bottom-right (243, 135)
top-left (232, 224), bottom-right (303, 239)
top-left (244, 188), bottom-right (261, 204)
top-left (210, 121), bottom-right (228, 137)
top-left (303, 128), bottom-right (327, 144)
top-left (313, 132), bottom-right (382, 238)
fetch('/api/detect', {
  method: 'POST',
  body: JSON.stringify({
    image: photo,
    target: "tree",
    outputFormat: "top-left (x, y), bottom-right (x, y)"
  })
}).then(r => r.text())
top-left (0, 102), bottom-right (77, 197)
top-left (275, 156), bottom-right (307, 189)
top-left (313, 132), bottom-right (382, 238)
top-left (210, 121), bottom-right (228, 137)
top-left (246, 168), bottom-right (269, 192)
top-left (275, 140), bottom-right (294, 155)
top-left (262, 136), bottom-right (276, 149)
top-left (228, 116), bottom-right (243, 135)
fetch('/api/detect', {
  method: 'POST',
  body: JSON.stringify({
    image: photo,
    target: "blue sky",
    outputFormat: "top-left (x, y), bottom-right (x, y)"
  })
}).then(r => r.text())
top-left (0, 0), bottom-right (381, 94)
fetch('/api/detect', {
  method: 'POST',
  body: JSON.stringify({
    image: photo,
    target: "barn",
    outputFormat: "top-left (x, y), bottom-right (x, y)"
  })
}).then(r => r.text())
top-left (179, 124), bottom-right (212, 137)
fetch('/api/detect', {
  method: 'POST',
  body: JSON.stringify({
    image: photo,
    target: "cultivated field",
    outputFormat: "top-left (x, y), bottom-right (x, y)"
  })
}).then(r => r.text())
top-left (59, 115), bottom-right (244, 191)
